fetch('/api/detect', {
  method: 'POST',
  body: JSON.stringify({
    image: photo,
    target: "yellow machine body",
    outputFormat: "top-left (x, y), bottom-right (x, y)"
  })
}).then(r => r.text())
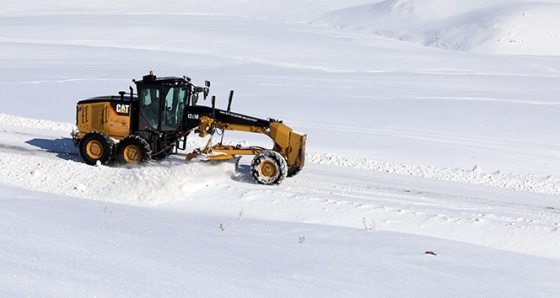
top-left (74, 100), bottom-right (131, 141)
top-left (190, 116), bottom-right (306, 171)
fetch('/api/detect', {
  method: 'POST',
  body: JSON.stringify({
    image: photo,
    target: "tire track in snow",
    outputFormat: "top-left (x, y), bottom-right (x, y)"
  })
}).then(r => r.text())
top-left (265, 163), bottom-right (560, 259)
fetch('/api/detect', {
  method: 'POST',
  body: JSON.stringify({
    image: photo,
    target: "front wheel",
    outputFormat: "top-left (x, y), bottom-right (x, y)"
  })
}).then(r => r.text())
top-left (116, 135), bottom-right (152, 164)
top-left (250, 150), bottom-right (288, 185)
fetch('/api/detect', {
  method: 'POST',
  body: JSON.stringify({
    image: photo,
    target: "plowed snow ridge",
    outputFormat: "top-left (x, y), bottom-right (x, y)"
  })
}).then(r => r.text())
top-left (1, 112), bottom-right (558, 196)
top-left (309, 153), bottom-right (560, 195)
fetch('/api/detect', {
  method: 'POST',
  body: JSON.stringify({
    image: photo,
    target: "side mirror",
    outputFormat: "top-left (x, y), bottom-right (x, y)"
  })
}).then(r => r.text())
top-left (205, 80), bottom-right (211, 87)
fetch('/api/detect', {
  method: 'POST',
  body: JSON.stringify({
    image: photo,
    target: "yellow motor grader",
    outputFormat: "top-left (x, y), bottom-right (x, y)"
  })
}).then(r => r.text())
top-left (71, 72), bottom-right (306, 185)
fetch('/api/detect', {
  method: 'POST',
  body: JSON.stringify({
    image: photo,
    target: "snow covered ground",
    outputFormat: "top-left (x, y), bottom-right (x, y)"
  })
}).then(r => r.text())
top-left (1, 0), bottom-right (559, 296)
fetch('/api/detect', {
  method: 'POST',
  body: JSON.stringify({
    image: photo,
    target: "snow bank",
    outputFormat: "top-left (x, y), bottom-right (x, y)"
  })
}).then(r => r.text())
top-left (309, 153), bottom-right (560, 195)
top-left (0, 113), bottom-right (74, 132)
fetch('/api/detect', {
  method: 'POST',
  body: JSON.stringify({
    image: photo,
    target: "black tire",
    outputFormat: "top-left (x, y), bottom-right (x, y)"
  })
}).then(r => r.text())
top-left (79, 131), bottom-right (114, 165)
top-left (250, 150), bottom-right (288, 185)
top-left (287, 167), bottom-right (302, 177)
top-left (116, 135), bottom-right (152, 164)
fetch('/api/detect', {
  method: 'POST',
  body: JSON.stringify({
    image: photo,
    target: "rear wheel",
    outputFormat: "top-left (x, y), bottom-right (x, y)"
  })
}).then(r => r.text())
top-left (251, 150), bottom-right (288, 185)
top-left (79, 131), bottom-right (114, 165)
top-left (117, 135), bottom-right (152, 164)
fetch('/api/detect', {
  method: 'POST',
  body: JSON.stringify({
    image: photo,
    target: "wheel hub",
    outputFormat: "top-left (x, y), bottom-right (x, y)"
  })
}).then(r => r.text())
top-left (260, 160), bottom-right (277, 178)
top-left (123, 145), bottom-right (141, 163)
top-left (86, 140), bottom-right (103, 159)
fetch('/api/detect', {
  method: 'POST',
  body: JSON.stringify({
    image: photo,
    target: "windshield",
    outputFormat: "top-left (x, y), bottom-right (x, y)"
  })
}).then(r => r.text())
top-left (138, 85), bottom-right (187, 131)
top-left (161, 86), bottom-right (187, 131)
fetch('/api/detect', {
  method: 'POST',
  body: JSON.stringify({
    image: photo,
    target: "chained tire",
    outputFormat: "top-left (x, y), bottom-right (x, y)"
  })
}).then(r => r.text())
top-left (79, 131), bottom-right (114, 165)
top-left (250, 150), bottom-right (288, 185)
top-left (116, 135), bottom-right (152, 164)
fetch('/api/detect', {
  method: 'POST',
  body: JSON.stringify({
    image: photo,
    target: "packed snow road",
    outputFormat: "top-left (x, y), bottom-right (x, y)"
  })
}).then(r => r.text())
top-left (0, 113), bottom-right (558, 260)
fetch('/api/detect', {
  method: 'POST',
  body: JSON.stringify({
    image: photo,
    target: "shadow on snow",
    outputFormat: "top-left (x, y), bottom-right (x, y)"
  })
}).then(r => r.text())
top-left (26, 138), bottom-right (81, 162)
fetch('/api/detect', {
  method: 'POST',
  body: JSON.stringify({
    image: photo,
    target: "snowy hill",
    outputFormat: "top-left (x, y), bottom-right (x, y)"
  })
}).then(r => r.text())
top-left (315, 0), bottom-right (560, 55)
top-left (0, 0), bottom-right (559, 296)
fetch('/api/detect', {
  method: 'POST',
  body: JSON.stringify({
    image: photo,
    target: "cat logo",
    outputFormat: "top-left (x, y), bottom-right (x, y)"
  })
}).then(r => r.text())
top-left (116, 104), bottom-right (130, 114)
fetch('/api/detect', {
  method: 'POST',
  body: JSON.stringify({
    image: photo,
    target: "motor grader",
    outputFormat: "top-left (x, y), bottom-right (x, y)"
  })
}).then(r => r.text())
top-left (71, 71), bottom-right (306, 185)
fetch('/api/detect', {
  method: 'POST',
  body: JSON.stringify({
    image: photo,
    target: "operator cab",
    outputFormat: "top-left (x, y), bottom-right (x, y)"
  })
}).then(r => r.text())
top-left (134, 72), bottom-right (208, 133)
top-left (137, 82), bottom-right (187, 132)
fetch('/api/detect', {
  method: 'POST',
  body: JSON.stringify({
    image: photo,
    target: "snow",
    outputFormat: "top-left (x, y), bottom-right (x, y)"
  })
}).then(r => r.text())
top-left (1, 0), bottom-right (559, 296)
top-left (314, 0), bottom-right (560, 55)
